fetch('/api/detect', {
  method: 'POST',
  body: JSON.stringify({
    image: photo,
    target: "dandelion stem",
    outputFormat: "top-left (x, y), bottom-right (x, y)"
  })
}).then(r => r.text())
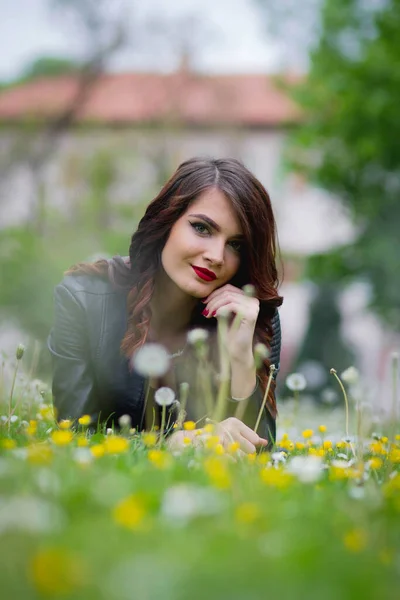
top-left (390, 352), bottom-right (398, 449)
top-left (254, 365), bottom-right (275, 435)
top-left (212, 315), bottom-right (230, 423)
top-left (7, 361), bottom-right (20, 433)
top-left (330, 369), bottom-right (350, 439)
top-left (330, 368), bottom-right (356, 459)
top-left (159, 405), bottom-right (166, 446)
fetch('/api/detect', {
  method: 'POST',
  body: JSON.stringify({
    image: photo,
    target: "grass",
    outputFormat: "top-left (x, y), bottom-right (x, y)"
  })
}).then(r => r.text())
top-left (0, 349), bottom-right (399, 600)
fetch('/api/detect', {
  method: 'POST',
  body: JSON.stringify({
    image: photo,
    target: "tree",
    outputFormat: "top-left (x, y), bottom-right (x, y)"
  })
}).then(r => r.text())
top-left (257, 0), bottom-right (400, 331)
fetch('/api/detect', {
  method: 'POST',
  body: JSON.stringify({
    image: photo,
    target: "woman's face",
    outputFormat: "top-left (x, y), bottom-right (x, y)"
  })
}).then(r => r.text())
top-left (161, 187), bottom-right (244, 298)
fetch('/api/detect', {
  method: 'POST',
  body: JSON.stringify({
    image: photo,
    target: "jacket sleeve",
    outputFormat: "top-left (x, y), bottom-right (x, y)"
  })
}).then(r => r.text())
top-left (226, 309), bottom-right (281, 448)
top-left (47, 282), bottom-right (100, 423)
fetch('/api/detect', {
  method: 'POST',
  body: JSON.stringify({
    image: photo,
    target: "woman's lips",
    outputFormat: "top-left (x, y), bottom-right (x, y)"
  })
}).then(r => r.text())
top-left (191, 266), bottom-right (216, 282)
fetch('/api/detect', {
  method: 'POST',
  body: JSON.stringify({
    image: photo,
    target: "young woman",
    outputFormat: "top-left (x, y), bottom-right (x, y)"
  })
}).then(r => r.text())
top-left (48, 157), bottom-right (283, 453)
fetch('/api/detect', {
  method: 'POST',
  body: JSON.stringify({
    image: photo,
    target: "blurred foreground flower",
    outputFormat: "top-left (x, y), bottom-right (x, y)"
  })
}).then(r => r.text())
top-left (161, 484), bottom-right (224, 524)
top-left (30, 547), bottom-right (85, 595)
top-left (340, 366), bottom-right (360, 386)
top-left (287, 455), bottom-right (323, 483)
top-left (131, 343), bottom-right (171, 378)
top-left (113, 494), bottom-right (147, 530)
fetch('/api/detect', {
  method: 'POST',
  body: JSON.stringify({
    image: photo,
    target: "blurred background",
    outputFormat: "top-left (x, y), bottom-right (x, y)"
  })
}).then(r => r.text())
top-left (0, 0), bottom-right (399, 415)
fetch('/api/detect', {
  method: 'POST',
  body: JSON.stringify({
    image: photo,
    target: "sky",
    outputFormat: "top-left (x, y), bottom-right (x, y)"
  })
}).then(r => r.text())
top-left (0, 0), bottom-right (306, 81)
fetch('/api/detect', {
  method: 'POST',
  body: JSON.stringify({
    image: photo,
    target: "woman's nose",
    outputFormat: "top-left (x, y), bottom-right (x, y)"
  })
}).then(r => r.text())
top-left (204, 241), bottom-right (225, 266)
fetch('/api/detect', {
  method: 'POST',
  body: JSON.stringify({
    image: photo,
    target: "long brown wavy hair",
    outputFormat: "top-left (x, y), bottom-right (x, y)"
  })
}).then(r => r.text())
top-left (66, 157), bottom-right (283, 417)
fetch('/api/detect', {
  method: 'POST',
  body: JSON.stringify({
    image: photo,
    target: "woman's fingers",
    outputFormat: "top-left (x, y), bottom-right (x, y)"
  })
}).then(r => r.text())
top-left (238, 434), bottom-right (257, 454)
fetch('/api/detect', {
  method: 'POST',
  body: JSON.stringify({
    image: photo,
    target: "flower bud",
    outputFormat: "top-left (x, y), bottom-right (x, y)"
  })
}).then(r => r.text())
top-left (16, 343), bottom-right (25, 360)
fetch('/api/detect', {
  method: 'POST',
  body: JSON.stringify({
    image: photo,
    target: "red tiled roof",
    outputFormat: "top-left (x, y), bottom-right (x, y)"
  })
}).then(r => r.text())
top-left (0, 72), bottom-right (301, 126)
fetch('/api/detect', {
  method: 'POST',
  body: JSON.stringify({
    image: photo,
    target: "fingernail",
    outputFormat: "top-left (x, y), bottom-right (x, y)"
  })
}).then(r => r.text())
top-left (202, 309), bottom-right (209, 316)
top-left (211, 310), bottom-right (216, 317)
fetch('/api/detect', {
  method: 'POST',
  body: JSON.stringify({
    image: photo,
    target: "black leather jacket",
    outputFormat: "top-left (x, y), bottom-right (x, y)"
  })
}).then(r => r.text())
top-left (48, 272), bottom-right (281, 444)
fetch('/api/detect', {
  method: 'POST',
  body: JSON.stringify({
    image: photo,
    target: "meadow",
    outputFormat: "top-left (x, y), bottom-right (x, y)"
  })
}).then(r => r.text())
top-left (0, 343), bottom-right (399, 600)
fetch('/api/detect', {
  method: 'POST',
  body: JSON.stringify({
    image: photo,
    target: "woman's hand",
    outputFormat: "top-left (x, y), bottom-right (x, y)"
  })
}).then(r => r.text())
top-left (215, 417), bottom-right (268, 454)
top-left (166, 417), bottom-right (268, 455)
top-left (202, 284), bottom-right (259, 364)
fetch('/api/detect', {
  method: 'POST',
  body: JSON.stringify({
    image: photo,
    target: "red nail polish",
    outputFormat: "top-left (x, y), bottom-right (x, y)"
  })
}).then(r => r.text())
top-left (211, 310), bottom-right (216, 317)
top-left (202, 309), bottom-right (209, 316)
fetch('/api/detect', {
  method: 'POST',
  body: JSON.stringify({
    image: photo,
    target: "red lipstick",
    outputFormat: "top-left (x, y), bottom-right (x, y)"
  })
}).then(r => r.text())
top-left (191, 265), bottom-right (216, 282)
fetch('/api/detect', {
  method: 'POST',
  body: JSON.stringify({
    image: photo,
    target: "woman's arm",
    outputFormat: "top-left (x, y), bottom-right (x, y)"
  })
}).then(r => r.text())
top-left (47, 281), bottom-right (100, 424)
top-left (226, 309), bottom-right (281, 448)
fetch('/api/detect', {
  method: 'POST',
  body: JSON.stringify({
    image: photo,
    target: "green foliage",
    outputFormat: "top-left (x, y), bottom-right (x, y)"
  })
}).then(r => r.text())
top-left (0, 148), bottom-right (148, 373)
top-left (285, 0), bottom-right (400, 329)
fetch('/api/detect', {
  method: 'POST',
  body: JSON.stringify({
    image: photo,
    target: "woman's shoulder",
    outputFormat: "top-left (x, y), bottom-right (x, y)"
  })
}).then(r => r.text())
top-left (56, 273), bottom-right (115, 296)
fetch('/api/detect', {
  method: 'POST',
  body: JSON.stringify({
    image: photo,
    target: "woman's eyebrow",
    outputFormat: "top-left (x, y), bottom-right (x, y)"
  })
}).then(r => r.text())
top-left (188, 213), bottom-right (244, 238)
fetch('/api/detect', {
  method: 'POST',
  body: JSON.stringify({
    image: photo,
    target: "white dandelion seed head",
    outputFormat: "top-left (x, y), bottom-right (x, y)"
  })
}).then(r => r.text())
top-left (131, 343), bottom-right (171, 378)
top-left (118, 414), bottom-right (131, 429)
top-left (9, 415), bottom-right (18, 423)
top-left (106, 428), bottom-right (113, 436)
top-left (287, 455), bottom-right (323, 484)
top-left (340, 366), bottom-right (360, 385)
top-left (161, 484), bottom-right (224, 524)
top-left (285, 372), bottom-right (307, 392)
top-left (154, 386), bottom-right (175, 407)
top-left (187, 328), bottom-right (209, 346)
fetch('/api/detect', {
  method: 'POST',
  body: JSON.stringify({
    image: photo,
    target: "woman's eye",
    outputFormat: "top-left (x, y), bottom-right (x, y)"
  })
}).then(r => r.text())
top-left (191, 222), bottom-right (209, 235)
top-left (229, 240), bottom-right (242, 252)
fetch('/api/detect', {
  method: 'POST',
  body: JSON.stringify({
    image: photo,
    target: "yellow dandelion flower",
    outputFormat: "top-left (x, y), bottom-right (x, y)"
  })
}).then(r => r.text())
top-left (183, 421), bottom-right (196, 431)
top-left (318, 425), bottom-right (327, 433)
top-left (51, 430), bottom-right (73, 446)
top-left (148, 449), bottom-right (172, 469)
top-left (369, 457), bottom-right (383, 470)
top-left (395, 434), bottom-right (400, 441)
top-left (389, 448), bottom-right (400, 463)
top-left (235, 502), bottom-right (261, 524)
top-left (103, 436), bottom-right (129, 454)
top-left (76, 435), bottom-right (89, 447)
top-left (29, 548), bottom-right (85, 595)
top-left (295, 442), bottom-right (305, 450)
top-left (302, 429), bottom-right (314, 439)
top-left (370, 441), bottom-right (388, 456)
top-left (260, 467), bottom-right (293, 488)
top-left (113, 495), bottom-right (146, 530)
top-left (247, 453), bottom-right (257, 463)
top-left (215, 443), bottom-right (225, 455)
top-left (281, 433), bottom-right (289, 441)
top-left (381, 436), bottom-right (388, 444)
top-left (323, 440), bottom-right (333, 450)
top-left (204, 457), bottom-right (231, 489)
top-left (90, 444), bottom-right (105, 458)
top-left (205, 435), bottom-right (221, 450)
top-left (59, 420), bottom-right (72, 430)
top-left (256, 453), bottom-right (270, 466)
top-left (227, 441), bottom-right (240, 454)
top-left (39, 405), bottom-right (55, 421)
top-left (142, 432), bottom-right (157, 447)
top-left (27, 443), bottom-right (53, 465)
top-left (336, 441), bottom-right (345, 450)
top-left (203, 423), bottom-right (214, 434)
top-left (278, 439), bottom-right (293, 450)
top-left (343, 528), bottom-right (368, 553)
top-left (183, 436), bottom-right (192, 445)
top-left (195, 428), bottom-right (204, 436)
top-left (78, 414), bottom-right (91, 426)
top-left (1, 439), bottom-right (16, 450)
top-left (26, 420), bottom-right (38, 436)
